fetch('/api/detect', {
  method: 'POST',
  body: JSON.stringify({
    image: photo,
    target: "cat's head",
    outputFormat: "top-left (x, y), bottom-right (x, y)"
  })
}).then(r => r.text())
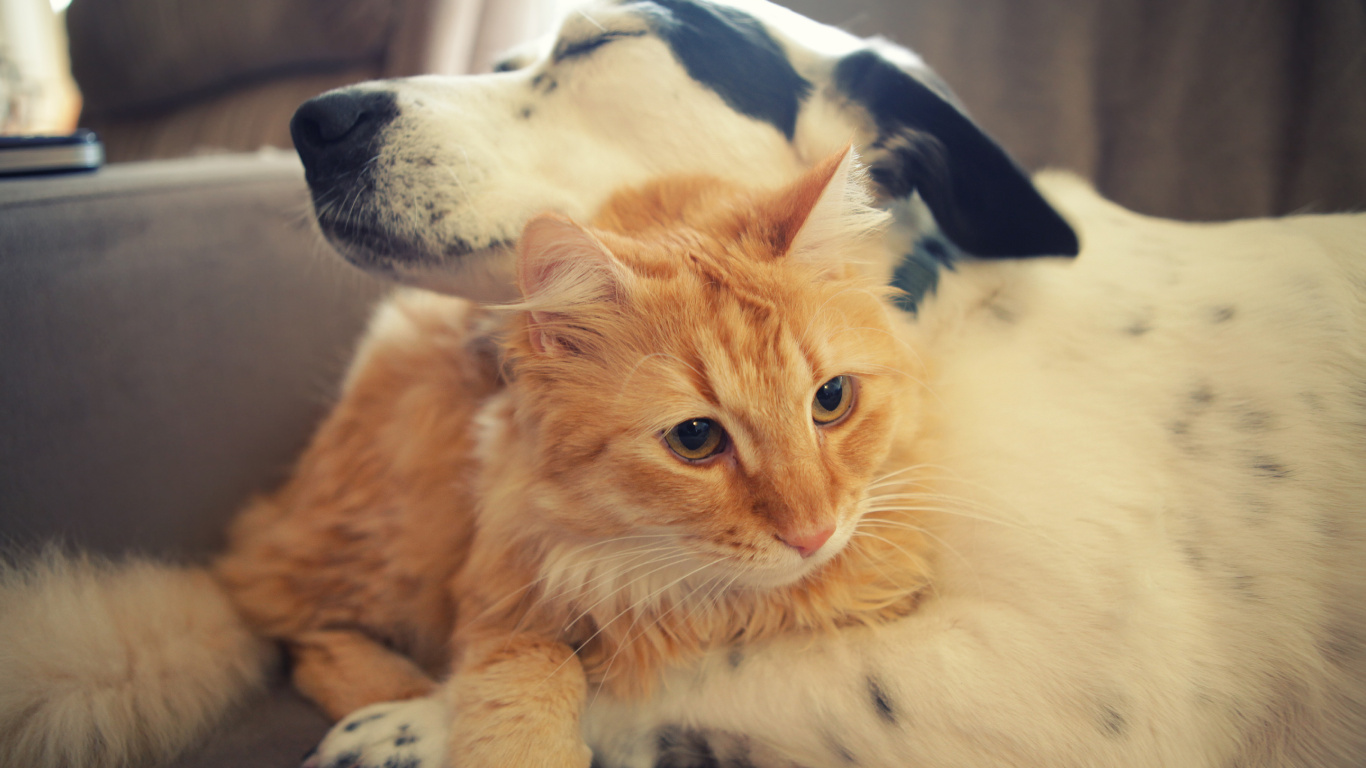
top-left (502, 149), bottom-right (924, 591)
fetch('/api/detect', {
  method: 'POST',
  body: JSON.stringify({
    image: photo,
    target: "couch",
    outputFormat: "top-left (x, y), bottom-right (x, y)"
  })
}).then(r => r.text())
top-left (4, 0), bottom-right (1365, 764)
top-left (0, 153), bottom-right (382, 765)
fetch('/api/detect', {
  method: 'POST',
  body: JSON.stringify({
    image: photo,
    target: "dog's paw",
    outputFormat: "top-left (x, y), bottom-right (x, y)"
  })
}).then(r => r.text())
top-left (301, 696), bottom-right (448, 768)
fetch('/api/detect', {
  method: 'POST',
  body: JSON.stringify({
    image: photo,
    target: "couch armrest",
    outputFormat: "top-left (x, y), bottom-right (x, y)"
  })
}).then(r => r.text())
top-left (0, 152), bottom-right (386, 559)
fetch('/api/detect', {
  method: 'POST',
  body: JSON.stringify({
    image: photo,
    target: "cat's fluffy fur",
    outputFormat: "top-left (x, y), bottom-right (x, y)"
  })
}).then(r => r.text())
top-left (0, 551), bottom-right (274, 768)
top-left (223, 150), bottom-right (937, 766)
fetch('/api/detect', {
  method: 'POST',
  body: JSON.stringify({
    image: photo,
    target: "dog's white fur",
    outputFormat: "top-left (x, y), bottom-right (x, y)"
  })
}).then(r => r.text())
top-left (2, 1), bottom-right (1364, 766)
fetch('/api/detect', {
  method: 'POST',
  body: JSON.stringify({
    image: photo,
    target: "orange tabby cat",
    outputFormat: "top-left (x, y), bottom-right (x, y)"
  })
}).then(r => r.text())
top-left (214, 148), bottom-right (935, 765)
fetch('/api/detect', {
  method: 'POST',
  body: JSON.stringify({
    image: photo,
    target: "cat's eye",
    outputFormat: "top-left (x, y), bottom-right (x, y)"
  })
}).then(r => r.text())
top-left (812, 375), bottom-right (855, 425)
top-left (665, 418), bottom-right (727, 461)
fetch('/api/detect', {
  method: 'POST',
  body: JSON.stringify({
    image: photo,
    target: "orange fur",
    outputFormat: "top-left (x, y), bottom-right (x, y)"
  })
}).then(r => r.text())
top-left (214, 295), bottom-right (500, 706)
top-left (215, 151), bottom-right (937, 763)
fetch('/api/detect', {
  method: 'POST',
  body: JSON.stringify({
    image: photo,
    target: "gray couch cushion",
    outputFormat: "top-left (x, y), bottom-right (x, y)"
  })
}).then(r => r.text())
top-left (0, 152), bottom-right (387, 560)
top-left (171, 681), bottom-right (331, 768)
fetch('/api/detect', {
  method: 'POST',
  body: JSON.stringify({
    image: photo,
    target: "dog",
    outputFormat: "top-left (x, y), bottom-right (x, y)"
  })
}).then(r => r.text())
top-left (2, 1), bottom-right (1362, 767)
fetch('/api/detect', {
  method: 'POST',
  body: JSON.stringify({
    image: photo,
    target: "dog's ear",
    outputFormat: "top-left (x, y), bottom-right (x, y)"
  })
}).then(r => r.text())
top-left (835, 50), bottom-right (1078, 258)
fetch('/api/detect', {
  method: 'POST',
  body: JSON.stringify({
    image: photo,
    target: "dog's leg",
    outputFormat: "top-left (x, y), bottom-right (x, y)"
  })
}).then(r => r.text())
top-left (289, 629), bottom-right (438, 721)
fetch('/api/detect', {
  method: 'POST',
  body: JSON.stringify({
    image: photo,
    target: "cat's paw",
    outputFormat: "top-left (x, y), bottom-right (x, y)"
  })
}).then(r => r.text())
top-left (301, 696), bottom-right (448, 768)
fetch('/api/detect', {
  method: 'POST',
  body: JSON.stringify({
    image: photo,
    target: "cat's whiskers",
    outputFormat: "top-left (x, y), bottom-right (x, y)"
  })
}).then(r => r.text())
top-left (584, 564), bottom-right (740, 715)
top-left (467, 537), bottom-right (678, 632)
top-left (544, 557), bottom-right (720, 692)
top-left (542, 544), bottom-right (683, 615)
top-left (865, 462), bottom-right (941, 489)
top-left (864, 491), bottom-right (1028, 528)
top-left (685, 569), bottom-right (741, 625)
top-left (589, 555), bottom-right (724, 673)
top-left (514, 541), bottom-right (677, 633)
top-left (863, 492), bottom-right (1074, 558)
top-left (561, 551), bottom-right (698, 633)
top-left (855, 516), bottom-right (973, 583)
top-left (846, 530), bottom-right (921, 594)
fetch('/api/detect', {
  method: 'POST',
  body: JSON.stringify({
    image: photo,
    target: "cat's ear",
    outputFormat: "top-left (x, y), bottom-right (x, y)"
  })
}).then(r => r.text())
top-left (517, 213), bottom-right (623, 355)
top-left (780, 146), bottom-right (891, 272)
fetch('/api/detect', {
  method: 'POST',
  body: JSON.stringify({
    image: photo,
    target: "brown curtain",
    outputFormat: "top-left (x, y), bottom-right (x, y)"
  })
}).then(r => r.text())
top-left (782, 0), bottom-right (1366, 220)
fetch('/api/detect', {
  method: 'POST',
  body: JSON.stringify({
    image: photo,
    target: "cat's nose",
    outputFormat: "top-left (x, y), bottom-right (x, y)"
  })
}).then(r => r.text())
top-left (778, 525), bottom-right (835, 558)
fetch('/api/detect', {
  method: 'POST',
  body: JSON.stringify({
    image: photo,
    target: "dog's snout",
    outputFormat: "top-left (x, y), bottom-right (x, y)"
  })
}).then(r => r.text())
top-left (291, 90), bottom-right (398, 179)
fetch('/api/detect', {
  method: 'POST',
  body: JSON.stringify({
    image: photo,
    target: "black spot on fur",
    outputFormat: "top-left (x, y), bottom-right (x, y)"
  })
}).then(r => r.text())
top-left (1100, 704), bottom-right (1127, 737)
top-left (727, 648), bottom-right (744, 669)
top-left (1189, 385), bottom-right (1216, 408)
top-left (1299, 391), bottom-right (1326, 413)
top-left (1229, 572), bottom-right (1261, 600)
top-left (1237, 410), bottom-right (1275, 433)
top-left (1183, 544), bottom-right (1207, 571)
top-left (1321, 622), bottom-right (1365, 667)
top-left (988, 302), bottom-right (1017, 324)
top-left (343, 712), bottom-right (384, 732)
top-left (494, 53), bottom-right (532, 72)
top-left (892, 236), bottom-right (958, 312)
top-left (1210, 305), bottom-right (1237, 323)
top-left (833, 49), bottom-right (1078, 258)
top-left (824, 733), bottom-right (858, 764)
top-left (1251, 457), bottom-right (1291, 479)
top-left (634, 0), bottom-right (811, 139)
top-left (520, 107), bottom-right (534, 119)
top-left (655, 726), bottom-right (720, 768)
top-left (324, 751), bottom-right (362, 768)
top-left (1125, 317), bottom-right (1153, 336)
top-left (868, 676), bottom-right (898, 724)
top-left (381, 759), bottom-right (420, 768)
top-left (394, 734), bottom-right (418, 746)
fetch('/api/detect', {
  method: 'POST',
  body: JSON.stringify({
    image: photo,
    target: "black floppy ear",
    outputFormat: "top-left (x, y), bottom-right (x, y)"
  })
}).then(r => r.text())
top-left (834, 50), bottom-right (1078, 258)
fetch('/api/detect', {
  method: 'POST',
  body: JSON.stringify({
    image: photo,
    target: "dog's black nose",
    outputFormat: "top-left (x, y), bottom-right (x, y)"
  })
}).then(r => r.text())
top-left (290, 89), bottom-right (398, 180)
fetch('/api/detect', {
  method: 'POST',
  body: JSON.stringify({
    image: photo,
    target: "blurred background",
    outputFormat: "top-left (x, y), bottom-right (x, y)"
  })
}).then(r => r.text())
top-left (3, 0), bottom-right (1364, 219)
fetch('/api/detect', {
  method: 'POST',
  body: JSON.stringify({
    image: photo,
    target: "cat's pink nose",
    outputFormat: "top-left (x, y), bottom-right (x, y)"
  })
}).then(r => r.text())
top-left (778, 525), bottom-right (835, 558)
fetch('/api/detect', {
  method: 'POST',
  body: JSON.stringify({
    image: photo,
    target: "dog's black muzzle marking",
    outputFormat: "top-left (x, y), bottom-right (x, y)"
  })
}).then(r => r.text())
top-left (291, 89), bottom-right (398, 188)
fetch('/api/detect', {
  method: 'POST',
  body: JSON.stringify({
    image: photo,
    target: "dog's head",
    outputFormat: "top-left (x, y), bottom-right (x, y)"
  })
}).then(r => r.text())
top-left (291, 0), bottom-right (1077, 301)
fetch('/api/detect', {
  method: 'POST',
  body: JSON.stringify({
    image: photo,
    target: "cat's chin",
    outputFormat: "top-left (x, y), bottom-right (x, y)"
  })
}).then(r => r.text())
top-left (730, 547), bottom-right (843, 592)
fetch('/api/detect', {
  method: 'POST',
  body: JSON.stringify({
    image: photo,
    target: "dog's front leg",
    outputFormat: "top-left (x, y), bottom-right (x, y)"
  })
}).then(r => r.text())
top-left (446, 632), bottom-right (592, 767)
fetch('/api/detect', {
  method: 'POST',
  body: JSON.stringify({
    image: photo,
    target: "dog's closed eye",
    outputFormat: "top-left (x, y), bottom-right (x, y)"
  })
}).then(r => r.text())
top-left (553, 30), bottom-right (647, 63)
